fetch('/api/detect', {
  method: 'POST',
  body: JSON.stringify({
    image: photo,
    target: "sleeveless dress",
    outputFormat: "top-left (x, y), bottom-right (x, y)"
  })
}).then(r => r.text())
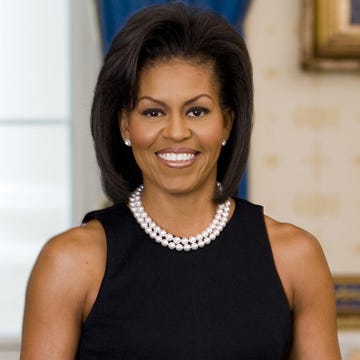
top-left (76, 198), bottom-right (293, 359)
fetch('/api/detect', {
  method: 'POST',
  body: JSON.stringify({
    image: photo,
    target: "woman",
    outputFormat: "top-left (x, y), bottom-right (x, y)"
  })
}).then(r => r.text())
top-left (21, 3), bottom-right (341, 359)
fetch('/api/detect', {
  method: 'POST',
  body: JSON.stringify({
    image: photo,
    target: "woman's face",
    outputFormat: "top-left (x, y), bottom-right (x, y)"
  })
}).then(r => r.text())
top-left (120, 58), bottom-right (232, 196)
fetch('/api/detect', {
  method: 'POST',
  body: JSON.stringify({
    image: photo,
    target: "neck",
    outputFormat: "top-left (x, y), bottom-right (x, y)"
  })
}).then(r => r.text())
top-left (139, 183), bottom-right (220, 238)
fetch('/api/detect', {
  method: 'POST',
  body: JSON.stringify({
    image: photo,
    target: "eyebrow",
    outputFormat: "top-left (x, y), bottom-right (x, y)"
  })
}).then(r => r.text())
top-left (136, 94), bottom-right (214, 107)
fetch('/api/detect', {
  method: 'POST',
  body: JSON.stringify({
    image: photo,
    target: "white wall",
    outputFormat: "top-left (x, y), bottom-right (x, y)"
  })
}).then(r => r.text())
top-left (244, 0), bottom-right (360, 357)
top-left (245, 0), bottom-right (360, 274)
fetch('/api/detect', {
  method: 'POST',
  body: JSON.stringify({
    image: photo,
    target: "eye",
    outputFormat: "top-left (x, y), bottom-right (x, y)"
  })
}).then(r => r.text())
top-left (187, 107), bottom-right (209, 118)
top-left (142, 109), bottom-right (164, 117)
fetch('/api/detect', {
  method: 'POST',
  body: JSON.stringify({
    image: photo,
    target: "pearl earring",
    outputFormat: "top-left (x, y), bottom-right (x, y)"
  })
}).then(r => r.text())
top-left (124, 138), bottom-right (131, 147)
top-left (222, 139), bottom-right (227, 146)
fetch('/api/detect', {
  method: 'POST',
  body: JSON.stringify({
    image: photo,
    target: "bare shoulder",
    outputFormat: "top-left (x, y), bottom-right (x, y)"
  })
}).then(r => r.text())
top-left (265, 215), bottom-right (316, 244)
top-left (264, 215), bottom-right (332, 309)
top-left (30, 220), bottom-right (106, 287)
top-left (38, 219), bottom-right (106, 270)
top-left (21, 219), bottom-right (106, 359)
top-left (264, 216), bottom-right (341, 359)
top-left (264, 215), bottom-right (324, 261)
top-left (25, 219), bottom-right (106, 326)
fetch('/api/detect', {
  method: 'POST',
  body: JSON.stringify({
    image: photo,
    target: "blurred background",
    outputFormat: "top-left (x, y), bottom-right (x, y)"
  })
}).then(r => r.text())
top-left (0, 0), bottom-right (359, 358)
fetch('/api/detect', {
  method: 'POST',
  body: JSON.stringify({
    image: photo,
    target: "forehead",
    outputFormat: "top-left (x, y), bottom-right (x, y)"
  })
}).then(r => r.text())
top-left (136, 58), bottom-right (219, 96)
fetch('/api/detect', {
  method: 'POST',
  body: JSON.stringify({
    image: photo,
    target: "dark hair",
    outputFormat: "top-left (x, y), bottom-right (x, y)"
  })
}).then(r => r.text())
top-left (91, 2), bottom-right (253, 204)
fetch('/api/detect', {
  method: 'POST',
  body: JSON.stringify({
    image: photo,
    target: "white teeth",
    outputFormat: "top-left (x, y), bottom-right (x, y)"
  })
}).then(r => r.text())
top-left (158, 153), bottom-right (195, 161)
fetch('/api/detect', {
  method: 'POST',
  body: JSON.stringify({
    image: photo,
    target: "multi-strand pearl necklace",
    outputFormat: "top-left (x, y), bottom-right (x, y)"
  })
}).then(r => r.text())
top-left (128, 185), bottom-right (231, 251)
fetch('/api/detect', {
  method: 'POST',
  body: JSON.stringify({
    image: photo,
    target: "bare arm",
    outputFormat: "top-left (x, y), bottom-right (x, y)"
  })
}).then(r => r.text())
top-left (20, 222), bottom-right (105, 359)
top-left (266, 218), bottom-right (341, 359)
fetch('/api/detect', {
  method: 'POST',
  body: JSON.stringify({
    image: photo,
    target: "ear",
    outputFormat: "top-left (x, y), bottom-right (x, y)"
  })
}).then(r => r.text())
top-left (119, 110), bottom-right (130, 141)
top-left (222, 109), bottom-right (234, 141)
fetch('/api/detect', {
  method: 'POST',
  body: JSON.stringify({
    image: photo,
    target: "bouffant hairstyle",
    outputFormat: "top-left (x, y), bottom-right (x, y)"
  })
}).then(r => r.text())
top-left (91, 2), bottom-right (253, 204)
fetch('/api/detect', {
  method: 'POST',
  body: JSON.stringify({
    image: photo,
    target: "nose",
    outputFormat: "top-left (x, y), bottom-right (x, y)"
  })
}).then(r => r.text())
top-left (161, 114), bottom-right (192, 142)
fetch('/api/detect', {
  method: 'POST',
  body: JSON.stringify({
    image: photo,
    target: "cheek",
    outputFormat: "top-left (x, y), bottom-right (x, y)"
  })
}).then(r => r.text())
top-left (198, 123), bottom-right (225, 149)
top-left (129, 121), bottom-right (158, 148)
top-left (204, 134), bottom-right (222, 149)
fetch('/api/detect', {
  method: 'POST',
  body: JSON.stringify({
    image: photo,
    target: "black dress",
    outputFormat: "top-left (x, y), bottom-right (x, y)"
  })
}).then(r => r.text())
top-left (76, 198), bottom-right (292, 359)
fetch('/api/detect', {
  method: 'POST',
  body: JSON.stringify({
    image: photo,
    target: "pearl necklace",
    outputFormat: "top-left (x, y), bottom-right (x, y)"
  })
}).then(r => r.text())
top-left (128, 185), bottom-right (231, 251)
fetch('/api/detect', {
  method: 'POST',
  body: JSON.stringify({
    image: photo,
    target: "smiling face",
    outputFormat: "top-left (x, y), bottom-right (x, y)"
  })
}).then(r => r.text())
top-left (120, 58), bottom-right (232, 197)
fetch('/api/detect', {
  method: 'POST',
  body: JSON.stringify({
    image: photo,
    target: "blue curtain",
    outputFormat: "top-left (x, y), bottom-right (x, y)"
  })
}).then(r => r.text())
top-left (97, 0), bottom-right (251, 198)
